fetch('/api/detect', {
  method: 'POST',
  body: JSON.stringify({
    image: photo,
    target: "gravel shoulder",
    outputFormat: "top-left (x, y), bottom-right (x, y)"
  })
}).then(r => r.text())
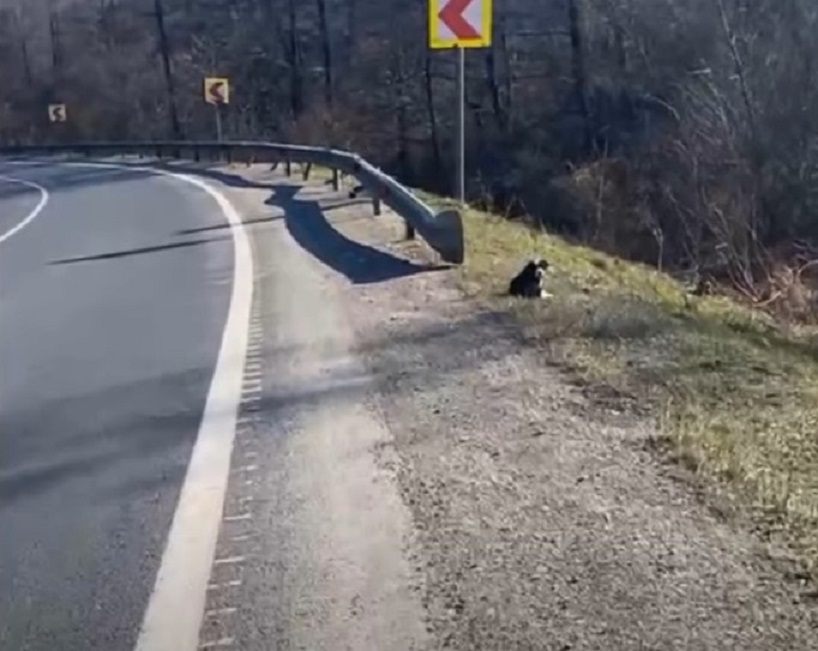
top-left (323, 183), bottom-right (818, 649)
top-left (189, 163), bottom-right (818, 650)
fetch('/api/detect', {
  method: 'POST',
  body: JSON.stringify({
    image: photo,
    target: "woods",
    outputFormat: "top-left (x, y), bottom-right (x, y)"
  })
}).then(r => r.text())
top-left (3, 0), bottom-right (818, 310)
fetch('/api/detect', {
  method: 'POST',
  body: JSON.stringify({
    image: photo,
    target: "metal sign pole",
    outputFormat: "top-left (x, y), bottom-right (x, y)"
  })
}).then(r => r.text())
top-left (214, 104), bottom-right (223, 142)
top-left (456, 45), bottom-right (465, 205)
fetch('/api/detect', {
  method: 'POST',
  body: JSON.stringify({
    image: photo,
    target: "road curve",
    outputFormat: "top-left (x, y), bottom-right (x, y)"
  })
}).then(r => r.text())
top-left (0, 163), bottom-right (238, 651)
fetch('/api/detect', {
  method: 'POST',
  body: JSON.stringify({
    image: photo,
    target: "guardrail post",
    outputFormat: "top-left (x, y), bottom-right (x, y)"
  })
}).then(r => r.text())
top-left (302, 162), bottom-right (312, 181)
top-left (193, 146), bottom-right (200, 163)
top-left (285, 159), bottom-right (291, 176)
top-left (332, 168), bottom-right (340, 191)
top-left (405, 222), bottom-right (416, 240)
top-left (372, 196), bottom-right (382, 216)
top-left (225, 146), bottom-right (233, 164)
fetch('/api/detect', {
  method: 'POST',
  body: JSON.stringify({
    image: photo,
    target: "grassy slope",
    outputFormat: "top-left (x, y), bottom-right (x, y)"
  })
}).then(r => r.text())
top-left (428, 196), bottom-right (818, 573)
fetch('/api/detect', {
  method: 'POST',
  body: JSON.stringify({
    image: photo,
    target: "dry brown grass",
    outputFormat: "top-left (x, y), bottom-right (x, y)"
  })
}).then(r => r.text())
top-left (425, 196), bottom-right (818, 573)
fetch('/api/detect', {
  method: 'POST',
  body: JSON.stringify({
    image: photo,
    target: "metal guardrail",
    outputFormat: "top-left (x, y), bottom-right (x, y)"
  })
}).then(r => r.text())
top-left (0, 140), bottom-right (465, 265)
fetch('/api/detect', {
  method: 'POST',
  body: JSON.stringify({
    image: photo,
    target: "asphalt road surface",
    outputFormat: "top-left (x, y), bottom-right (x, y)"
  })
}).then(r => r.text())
top-left (0, 161), bottom-right (426, 651)
top-left (0, 162), bottom-right (236, 651)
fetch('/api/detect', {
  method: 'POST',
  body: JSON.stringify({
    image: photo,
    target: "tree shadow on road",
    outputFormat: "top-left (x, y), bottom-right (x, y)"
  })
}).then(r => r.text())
top-left (48, 236), bottom-right (228, 265)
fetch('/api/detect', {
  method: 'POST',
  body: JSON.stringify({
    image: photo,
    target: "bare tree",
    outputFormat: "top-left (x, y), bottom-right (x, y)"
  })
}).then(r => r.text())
top-left (3, 0), bottom-right (818, 298)
top-left (152, 0), bottom-right (182, 138)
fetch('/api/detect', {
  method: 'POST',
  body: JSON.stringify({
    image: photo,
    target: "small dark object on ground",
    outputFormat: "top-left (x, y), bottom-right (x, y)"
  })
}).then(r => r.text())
top-left (509, 259), bottom-right (552, 299)
top-left (692, 277), bottom-right (715, 297)
top-left (348, 184), bottom-right (365, 199)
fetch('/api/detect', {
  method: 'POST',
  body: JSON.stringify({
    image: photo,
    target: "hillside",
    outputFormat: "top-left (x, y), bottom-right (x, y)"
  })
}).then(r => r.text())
top-left (3, 0), bottom-right (818, 298)
top-left (437, 196), bottom-right (818, 575)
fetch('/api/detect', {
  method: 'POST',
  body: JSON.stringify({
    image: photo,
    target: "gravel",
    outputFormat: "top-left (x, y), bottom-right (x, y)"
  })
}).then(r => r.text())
top-left (331, 195), bottom-right (818, 650)
top-left (206, 164), bottom-right (818, 650)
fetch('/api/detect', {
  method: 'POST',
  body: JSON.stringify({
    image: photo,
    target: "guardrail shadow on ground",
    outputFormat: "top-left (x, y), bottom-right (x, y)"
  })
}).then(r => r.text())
top-left (175, 166), bottom-right (447, 285)
top-left (269, 183), bottom-right (446, 285)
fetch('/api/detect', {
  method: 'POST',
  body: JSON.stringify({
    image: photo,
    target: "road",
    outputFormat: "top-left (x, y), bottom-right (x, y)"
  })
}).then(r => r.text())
top-left (0, 161), bottom-right (426, 651)
top-left (5, 159), bottom-right (818, 651)
top-left (0, 162), bottom-right (239, 651)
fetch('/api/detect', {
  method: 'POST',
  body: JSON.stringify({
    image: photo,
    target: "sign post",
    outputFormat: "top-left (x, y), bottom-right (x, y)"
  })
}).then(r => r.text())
top-left (429, 0), bottom-right (492, 205)
top-left (204, 77), bottom-right (230, 142)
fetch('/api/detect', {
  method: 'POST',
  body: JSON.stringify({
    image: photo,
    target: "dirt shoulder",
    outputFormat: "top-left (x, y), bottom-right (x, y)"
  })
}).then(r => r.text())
top-left (165, 162), bottom-right (818, 649)
top-left (323, 192), bottom-right (818, 649)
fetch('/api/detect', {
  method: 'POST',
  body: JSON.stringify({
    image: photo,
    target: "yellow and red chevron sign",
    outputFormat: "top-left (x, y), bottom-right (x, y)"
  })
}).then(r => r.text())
top-left (429, 0), bottom-right (492, 49)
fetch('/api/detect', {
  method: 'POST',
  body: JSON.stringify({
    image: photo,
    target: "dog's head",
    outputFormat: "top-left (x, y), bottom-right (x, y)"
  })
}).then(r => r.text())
top-left (528, 258), bottom-right (549, 280)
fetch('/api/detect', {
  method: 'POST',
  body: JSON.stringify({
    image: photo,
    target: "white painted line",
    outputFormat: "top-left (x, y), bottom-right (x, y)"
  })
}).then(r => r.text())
top-left (199, 637), bottom-right (235, 649)
top-left (207, 580), bottom-right (242, 591)
top-left (243, 368), bottom-right (263, 379)
top-left (233, 464), bottom-right (258, 474)
top-left (0, 175), bottom-right (50, 246)
top-left (40, 163), bottom-right (259, 651)
top-left (223, 513), bottom-right (252, 522)
top-left (229, 534), bottom-right (252, 543)
top-left (242, 451), bottom-right (259, 459)
top-left (204, 608), bottom-right (238, 618)
top-left (213, 556), bottom-right (246, 566)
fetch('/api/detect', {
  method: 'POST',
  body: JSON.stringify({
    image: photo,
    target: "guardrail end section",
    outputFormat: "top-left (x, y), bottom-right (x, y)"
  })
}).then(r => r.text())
top-left (434, 208), bottom-right (465, 265)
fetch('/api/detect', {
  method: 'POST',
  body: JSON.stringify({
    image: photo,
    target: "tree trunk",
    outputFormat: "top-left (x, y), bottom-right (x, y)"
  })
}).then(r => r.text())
top-left (499, 18), bottom-right (513, 126)
top-left (424, 51), bottom-right (443, 179)
top-left (485, 48), bottom-right (507, 132)
top-left (484, 12), bottom-right (507, 133)
top-left (286, 0), bottom-right (304, 119)
top-left (316, 0), bottom-right (333, 108)
top-left (567, 0), bottom-right (593, 156)
top-left (153, 0), bottom-right (183, 139)
top-left (13, 9), bottom-right (33, 86)
top-left (47, 0), bottom-right (62, 75)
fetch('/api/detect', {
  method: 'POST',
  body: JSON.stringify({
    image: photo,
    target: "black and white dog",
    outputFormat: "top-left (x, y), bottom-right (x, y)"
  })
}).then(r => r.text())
top-left (509, 258), bottom-right (552, 299)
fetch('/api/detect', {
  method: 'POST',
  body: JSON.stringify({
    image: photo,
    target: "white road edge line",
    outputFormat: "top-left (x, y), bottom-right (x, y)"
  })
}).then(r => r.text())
top-left (39, 161), bottom-right (253, 651)
top-left (0, 175), bottom-right (50, 245)
top-left (6, 160), bottom-right (253, 651)
top-left (132, 167), bottom-right (252, 651)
